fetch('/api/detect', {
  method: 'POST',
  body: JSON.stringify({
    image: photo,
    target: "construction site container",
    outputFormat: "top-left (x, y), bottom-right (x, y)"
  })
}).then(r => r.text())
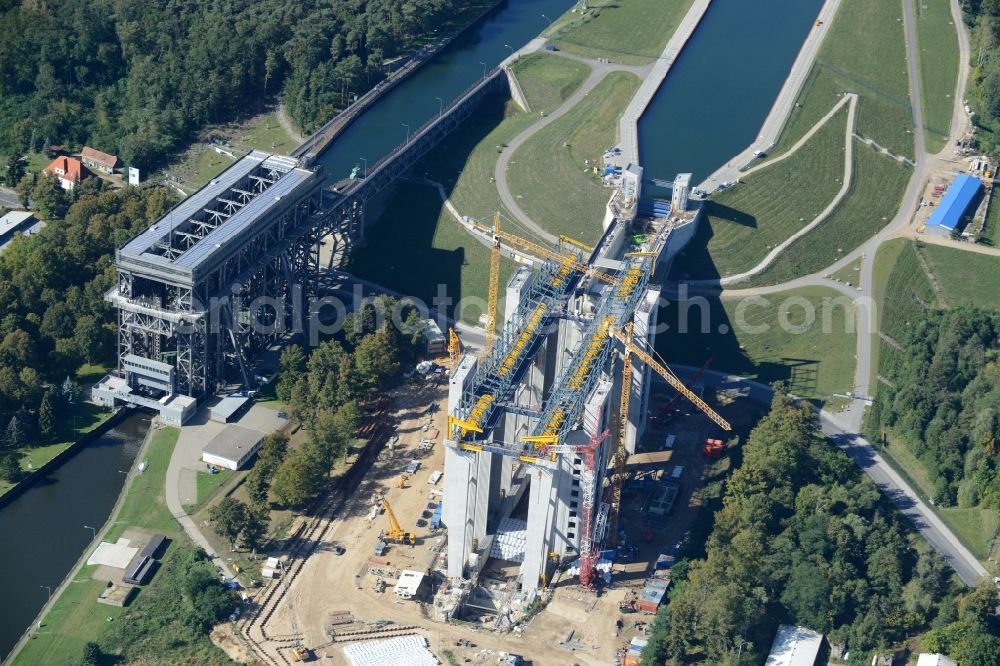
top-left (624, 636), bottom-right (649, 666)
top-left (655, 553), bottom-right (676, 570)
top-left (431, 503), bottom-right (443, 528)
top-left (637, 579), bottom-right (670, 614)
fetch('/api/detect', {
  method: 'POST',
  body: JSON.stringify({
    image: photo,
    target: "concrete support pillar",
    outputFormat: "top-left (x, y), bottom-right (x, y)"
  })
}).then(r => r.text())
top-left (443, 446), bottom-right (476, 578)
top-left (473, 450), bottom-right (492, 545)
top-left (521, 465), bottom-right (556, 591)
top-left (626, 287), bottom-right (661, 454)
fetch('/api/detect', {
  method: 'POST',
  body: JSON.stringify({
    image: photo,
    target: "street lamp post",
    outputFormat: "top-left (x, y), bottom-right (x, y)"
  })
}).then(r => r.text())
top-left (435, 96), bottom-right (443, 117)
top-left (402, 124), bottom-right (410, 143)
top-left (541, 13), bottom-right (552, 27)
top-left (504, 44), bottom-right (514, 56)
top-left (83, 525), bottom-right (96, 540)
top-left (359, 157), bottom-right (368, 177)
top-left (40, 585), bottom-right (51, 602)
top-left (479, 61), bottom-right (487, 78)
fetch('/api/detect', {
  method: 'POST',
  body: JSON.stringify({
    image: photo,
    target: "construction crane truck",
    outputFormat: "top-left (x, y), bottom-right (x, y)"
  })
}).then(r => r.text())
top-left (380, 499), bottom-right (416, 545)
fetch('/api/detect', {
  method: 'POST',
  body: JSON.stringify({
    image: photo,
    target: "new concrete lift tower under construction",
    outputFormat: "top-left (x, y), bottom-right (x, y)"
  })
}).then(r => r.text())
top-left (441, 169), bottom-right (722, 596)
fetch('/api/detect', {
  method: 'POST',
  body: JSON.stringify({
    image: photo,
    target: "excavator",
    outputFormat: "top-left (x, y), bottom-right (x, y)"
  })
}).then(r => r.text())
top-left (380, 499), bottom-right (416, 545)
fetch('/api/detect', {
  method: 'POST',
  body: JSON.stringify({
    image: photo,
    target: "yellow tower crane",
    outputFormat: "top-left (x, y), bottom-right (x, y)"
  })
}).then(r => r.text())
top-left (448, 327), bottom-right (461, 370)
top-left (605, 322), bottom-right (731, 542)
top-left (484, 213), bottom-right (502, 357)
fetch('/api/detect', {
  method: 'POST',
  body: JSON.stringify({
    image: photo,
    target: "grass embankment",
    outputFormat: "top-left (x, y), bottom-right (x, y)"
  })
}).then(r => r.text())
top-left (745, 145), bottom-right (912, 285)
top-left (350, 55), bottom-right (593, 320)
top-left (674, 0), bottom-right (916, 286)
top-left (829, 256), bottom-right (862, 285)
top-left (866, 239), bottom-right (1000, 561)
top-left (0, 402), bottom-right (112, 498)
top-left (980, 191), bottom-right (1000, 245)
top-left (550, 0), bottom-right (697, 65)
top-left (914, 0), bottom-right (960, 153)
top-left (777, 0), bottom-right (913, 159)
top-left (671, 105), bottom-right (849, 280)
top-left (919, 242), bottom-right (1000, 309)
top-left (506, 71), bottom-right (639, 244)
top-left (655, 286), bottom-right (856, 404)
top-left (512, 52), bottom-right (590, 113)
top-left (349, 181), bottom-right (515, 325)
top-left (868, 238), bottom-right (936, 389)
top-left (166, 110), bottom-right (301, 190)
top-left (13, 426), bottom-right (184, 666)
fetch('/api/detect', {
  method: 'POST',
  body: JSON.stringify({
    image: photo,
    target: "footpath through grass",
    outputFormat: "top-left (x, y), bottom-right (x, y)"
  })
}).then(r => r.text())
top-left (655, 286), bottom-right (856, 404)
top-left (919, 242), bottom-right (1000, 310)
top-left (672, 105), bottom-right (849, 280)
top-left (13, 426), bottom-right (182, 666)
top-left (507, 71), bottom-right (640, 244)
top-left (550, 0), bottom-right (696, 65)
top-left (777, 0), bottom-right (913, 159)
top-left (913, 0), bottom-right (960, 153)
top-left (746, 146), bottom-right (912, 286)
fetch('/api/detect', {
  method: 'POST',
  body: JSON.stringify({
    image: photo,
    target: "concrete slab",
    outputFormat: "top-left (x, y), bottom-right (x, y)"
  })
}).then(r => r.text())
top-left (179, 467), bottom-right (198, 507)
top-left (87, 538), bottom-right (138, 569)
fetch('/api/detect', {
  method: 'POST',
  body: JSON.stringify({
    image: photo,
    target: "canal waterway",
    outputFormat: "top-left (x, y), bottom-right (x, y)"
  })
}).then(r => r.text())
top-left (638, 0), bottom-right (825, 183)
top-left (0, 413), bottom-right (150, 661)
top-left (316, 0), bottom-right (576, 182)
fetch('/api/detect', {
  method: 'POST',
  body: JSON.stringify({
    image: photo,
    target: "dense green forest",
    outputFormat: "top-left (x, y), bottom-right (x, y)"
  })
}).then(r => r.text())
top-left (641, 394), bottom-right (1000, 665)
top-left (259, 295), bottom-right (427, 507)
top-left (868, 307), bottom-right (1000, 508)
top-left (0, 185), bottom-right (169, 461)
top-left (0, 0), bottom-right (482, 171)
top-left (964, 0), bottom-right (1000, 153)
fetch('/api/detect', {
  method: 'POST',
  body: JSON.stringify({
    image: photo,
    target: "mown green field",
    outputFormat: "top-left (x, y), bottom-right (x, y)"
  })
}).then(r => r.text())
top-left (184, 468), bottom-right (235, 513)
top-left (14, 426), bottom-right (181, 666)
top-left (655, 286), bottom-right (856, 403)
top-left (746, 145), bottom-right (911, 286)
top-left (671, 105), bottom-right (849, 280)
top-left (920, 242), bottom-right (1000, 310)
top-left (913, 0), bottom-right (960, 152)
top-left (105, 427), bottom-right (181, 542)
top-left (510, 52), bottom-right (590, 113)
top-left (507, 71), bottom-right (639, 244)
top-left (550, 0), bottom-right (696, 65)
top-left (777, 0), bottom-right (913, 159)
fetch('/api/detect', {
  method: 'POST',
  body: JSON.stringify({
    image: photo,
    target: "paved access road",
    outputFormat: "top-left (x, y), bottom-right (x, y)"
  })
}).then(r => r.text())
top-left (669, 366), bottom-right (989, 586)
top-left (0, 186), bottom-right (21, 209)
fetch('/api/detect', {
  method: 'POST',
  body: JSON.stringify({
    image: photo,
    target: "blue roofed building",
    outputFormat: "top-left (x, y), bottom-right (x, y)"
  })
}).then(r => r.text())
top-left (925, 174), bottom-right (982, 237)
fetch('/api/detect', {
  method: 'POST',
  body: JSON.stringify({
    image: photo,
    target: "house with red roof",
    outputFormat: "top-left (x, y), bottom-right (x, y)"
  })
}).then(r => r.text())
top-left (44, 156), bottom-right (90, 191)
top-left (81, 146), bottom-right (119, 175)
